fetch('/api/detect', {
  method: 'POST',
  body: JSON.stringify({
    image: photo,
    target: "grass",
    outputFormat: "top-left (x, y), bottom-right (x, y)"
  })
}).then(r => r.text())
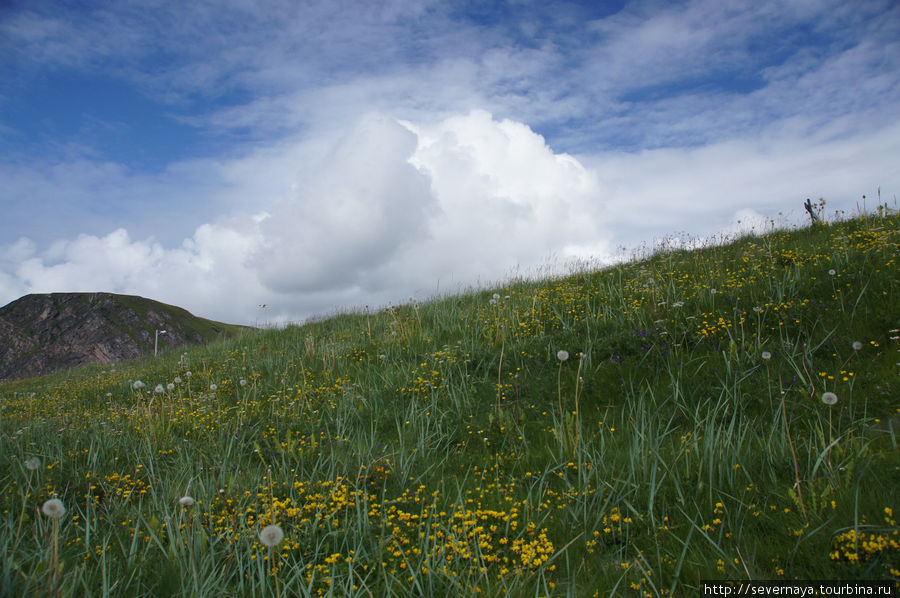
top-left (1, 211), bottom-right (898, 597)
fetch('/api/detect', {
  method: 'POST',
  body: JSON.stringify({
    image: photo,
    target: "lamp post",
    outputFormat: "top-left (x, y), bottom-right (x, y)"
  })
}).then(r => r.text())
top-left (155, 329), bottom-right (167, 356)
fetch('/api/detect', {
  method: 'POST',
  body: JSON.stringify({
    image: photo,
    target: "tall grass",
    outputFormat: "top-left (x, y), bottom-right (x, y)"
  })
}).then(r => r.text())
top-left (1, 212), bottom-right (897, 596)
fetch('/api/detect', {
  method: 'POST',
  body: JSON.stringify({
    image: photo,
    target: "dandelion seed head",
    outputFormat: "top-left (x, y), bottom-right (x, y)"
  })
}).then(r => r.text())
top-left (167, 383), bottom-right (175, 391)
top-left (259, 524), bottom-right (284, 547)
top-left (557, 350), bottom-right (569, 362)
top-left (174, 376), bottom-right (182, 384)
top-left (209, 384), bottom-right (217, 391)
top-left (42, 498), bottom-right (65, 518)
top-left (822, 392), bottom-right (838, 406)
top-left (185, 371), bottom-right (192, 378)
top-left (240, 379), bottom-right (247, 387)
top-left (492, 293), bottom-right (501, 300)
top-left (154, 384), bottom-right (165, 394)
top-left (179, 496), bottom-right (195, 507)
top-left (710, 288), bottom-right (717, 295)
top-left (761, 351), bottom-right (772, 360)
top-left (828, 269), bottom-right (836, 276)
top-left (25, 456), bottom-right (40, 471)
top-left (852, 341), bottom-right (863, 351)
top-left (133, 380), bottom-right (145, 390)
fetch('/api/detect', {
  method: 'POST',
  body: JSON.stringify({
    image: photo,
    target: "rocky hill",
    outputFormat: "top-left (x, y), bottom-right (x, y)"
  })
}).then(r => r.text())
top-left (0, 293), bottom-right (249, 380)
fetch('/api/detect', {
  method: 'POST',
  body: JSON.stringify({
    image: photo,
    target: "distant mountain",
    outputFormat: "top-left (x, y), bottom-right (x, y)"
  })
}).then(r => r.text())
top-left (0, 292), bottom-right (250, 380)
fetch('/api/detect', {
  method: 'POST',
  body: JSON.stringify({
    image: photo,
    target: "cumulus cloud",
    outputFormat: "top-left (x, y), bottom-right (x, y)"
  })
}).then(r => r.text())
top-left (2, 105), bottom-right (897, 325)
top-left (0, 111), bottom-right (608, 324)
top-left (254, 114), bottom-right (436, 293)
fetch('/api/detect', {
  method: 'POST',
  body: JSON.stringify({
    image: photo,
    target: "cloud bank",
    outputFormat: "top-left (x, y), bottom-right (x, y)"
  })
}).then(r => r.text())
top-left (0, 111), bottom-right (609, 323)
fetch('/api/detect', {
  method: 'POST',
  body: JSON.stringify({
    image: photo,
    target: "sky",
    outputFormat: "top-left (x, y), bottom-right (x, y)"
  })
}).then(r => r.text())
top-left (1, 0), bottom-right (898, 326)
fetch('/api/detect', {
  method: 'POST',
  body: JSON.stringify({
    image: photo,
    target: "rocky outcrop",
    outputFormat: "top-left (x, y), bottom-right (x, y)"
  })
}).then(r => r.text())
top-left (0, 293), bottom-right (247, 380)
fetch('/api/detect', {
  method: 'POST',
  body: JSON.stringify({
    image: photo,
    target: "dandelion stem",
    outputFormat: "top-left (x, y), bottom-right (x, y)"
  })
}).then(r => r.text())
top-left (779, 377), bottom-right (807, 520)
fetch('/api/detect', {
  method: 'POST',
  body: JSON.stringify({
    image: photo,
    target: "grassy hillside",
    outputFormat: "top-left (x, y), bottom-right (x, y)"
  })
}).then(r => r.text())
top-left (1, 213), bottom-right (897, 597)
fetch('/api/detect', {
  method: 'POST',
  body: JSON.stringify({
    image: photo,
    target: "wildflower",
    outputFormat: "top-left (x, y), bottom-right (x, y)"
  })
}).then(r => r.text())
top-left (154, 384), bottom-right (165, 394)
top-left (852, 341), bottom-right (863, 351)
top-left (821, 392), bottom-right (838, 406)
top-left (259, 524), bottom-right (284, 547)
top-left (179, 496), bottom-right (195, 507)
top-left (25, 456), bottom-right (40, 471)
top-left (557, 350), bottom-right (569, 362)
top-left (133, 380), bottom-right (145, 390)
top-left (42, 498), bottom-right (65, 518)
top-left (761, 351), bottom-right (772, 360)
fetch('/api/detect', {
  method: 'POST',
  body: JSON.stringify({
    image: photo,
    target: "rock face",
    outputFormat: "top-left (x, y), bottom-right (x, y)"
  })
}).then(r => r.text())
top-left (0, 293), bottom-right (246, 381)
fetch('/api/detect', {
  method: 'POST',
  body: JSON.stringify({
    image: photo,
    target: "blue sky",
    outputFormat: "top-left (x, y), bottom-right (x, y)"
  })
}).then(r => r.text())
top-left (1, 0), bottom-right (898, 324)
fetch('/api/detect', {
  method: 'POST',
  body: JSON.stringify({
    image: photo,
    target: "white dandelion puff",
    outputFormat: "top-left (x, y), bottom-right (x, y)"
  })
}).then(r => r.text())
top-left (154, 384), bottom-right (165, 394)
top-left (852, 341), bottom-right (863, 351)
top-left (179, 496), bottom-right (195, 507)
top-left (25, 456), bottom-right (40, 471)
top-left (557, 350), bottom-right (569, 362)
top-left (761, 351), bottom-right (772, 360)
top-left (821, 392), bottom-right (838, 406)
top-left (133, 380), bottom-right (145, 390)
top-left (42, 498), bottom-right (65, 518)
top-left (259, 524), bottom-right (284, 547)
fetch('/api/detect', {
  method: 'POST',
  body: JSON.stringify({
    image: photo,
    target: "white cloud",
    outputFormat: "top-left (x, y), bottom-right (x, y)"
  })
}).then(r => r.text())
top-left (254, 114), bottom-right (436, 293)
top-left (585, 119), bottom-right (900, 246)
top-left (0, 111), bottom-right (608, 323)
top-left (2, 108), bottom-right (898, 324)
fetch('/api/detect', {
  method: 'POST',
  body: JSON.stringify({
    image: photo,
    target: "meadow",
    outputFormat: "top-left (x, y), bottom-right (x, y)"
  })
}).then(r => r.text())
top-left (1, 211), bottom-right (898, 597)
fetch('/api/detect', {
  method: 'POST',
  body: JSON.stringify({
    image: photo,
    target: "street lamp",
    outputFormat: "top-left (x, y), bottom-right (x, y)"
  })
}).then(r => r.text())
top-left (155, 329), bottom-right (167, 356)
